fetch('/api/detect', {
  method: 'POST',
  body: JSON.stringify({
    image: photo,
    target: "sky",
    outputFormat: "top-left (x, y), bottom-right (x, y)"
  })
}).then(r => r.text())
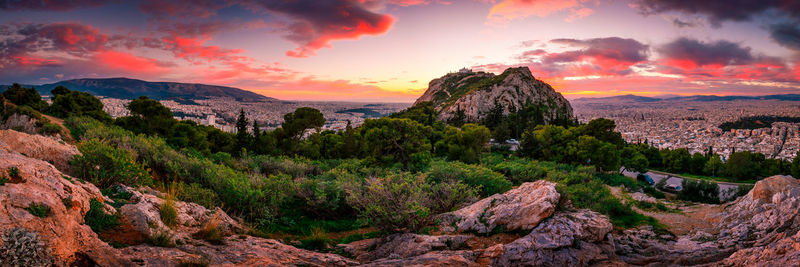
top-left (1, 0), bottom-right (800, 102)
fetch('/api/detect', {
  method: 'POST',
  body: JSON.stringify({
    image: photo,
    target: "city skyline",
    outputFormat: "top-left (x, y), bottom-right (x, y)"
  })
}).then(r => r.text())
top-left (2, 0), bottom-right (800, 102)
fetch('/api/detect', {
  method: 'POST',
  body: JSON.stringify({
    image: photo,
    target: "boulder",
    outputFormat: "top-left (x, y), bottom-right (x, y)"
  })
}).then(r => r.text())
top-left (750, 175), bottom-right (799, 202)
top-left (481, 210), bottom-right (617, 266)
top-left (439, 180), bottom-right (560, 234)
top-left (114, 185), bottom-right (242, 242)
top-left (0, 129), bottom-right (79, 172)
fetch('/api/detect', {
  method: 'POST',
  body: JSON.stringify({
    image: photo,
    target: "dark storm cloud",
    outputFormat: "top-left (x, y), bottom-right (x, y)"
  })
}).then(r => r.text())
top-left (769, 23), bottom-right (800, 51)
top-left (658, 38), bottom-right (754, 66)
top-left (632, 0), bottom-right (800, 27)
top-left (547, 37), bottom-right (650, 65)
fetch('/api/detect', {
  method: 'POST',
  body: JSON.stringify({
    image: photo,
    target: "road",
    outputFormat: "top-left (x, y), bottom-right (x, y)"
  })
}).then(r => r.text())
top-left (621, 169), bottom-right (746, 201)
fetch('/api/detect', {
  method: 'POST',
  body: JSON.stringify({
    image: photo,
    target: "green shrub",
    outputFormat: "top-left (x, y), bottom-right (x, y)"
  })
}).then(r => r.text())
top-left (558, 180), bottom-right (655, 228)
top-left (678, 179), bottom-right (720, 204)
top-left (7, 167), bottom-right (19, 179)
top-left (642, 185), bottom-right (666, 199)
top-left (425, 161), bottom-right (511, 197)
top-left (26, 203), bottom-right (50, 218)
top-left (71, 139), bottom-right (151, 188)
top-left (344, 173), bottom-right (432, 233)
top-left (0, 175), bottom-right (8, 185)
top-left (178, 183), bottom-right (219, 209)
top-left (84, 199), bottom-right (120, 232)
top-left (38, 123), bottom-right (62, 136)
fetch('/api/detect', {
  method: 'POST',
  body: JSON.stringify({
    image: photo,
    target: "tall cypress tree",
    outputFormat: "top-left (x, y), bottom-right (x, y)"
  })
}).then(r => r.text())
top-left (235, 108), bottom-right (250, 155)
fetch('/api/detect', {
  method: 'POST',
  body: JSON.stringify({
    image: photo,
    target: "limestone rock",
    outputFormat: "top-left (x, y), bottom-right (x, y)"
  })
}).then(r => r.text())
top-left (439, 180), bottom-right (560, 234)
top-left (415, 67), bottom-right (573, 123)
top-left (631, 192), bottom-right (656, 204)
top-left (121, 235), bottom-right (358, 266)
top-left (339, 233), bottom-right (472, 262)
top-left (114, 185), bottom-right (242, 242)
top-left (0, 139), bottom-right (129, 266)
top-left (483, 210), bottom-right (616, 267)
top-left (0, 129), bottom-right (79, 172)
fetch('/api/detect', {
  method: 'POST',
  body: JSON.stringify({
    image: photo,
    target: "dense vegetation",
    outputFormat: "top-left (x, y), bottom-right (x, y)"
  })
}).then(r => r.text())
top-left (4, 83), bottom-right (794, 250)
top-left (719, 116), bottom-right (800, 131)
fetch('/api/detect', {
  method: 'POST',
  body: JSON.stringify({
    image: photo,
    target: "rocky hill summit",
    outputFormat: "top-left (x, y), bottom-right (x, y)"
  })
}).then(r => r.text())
top-left (1, 129), bottom-right (799, 266)
top-left (414, 67), bottom-right (573, 123)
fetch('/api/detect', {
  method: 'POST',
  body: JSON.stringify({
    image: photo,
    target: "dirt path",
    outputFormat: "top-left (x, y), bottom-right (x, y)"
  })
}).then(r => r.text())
top-left (608, 186), bottom-right (722, 235)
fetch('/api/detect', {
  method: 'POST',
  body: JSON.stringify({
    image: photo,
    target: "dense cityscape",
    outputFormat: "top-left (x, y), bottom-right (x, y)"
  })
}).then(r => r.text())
top-left (101, 97), bottom-right (410, 133)
top-left (573, 99), bottom-right (800, 160)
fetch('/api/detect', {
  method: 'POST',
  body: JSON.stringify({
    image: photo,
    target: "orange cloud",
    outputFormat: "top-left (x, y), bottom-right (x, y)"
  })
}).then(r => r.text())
top-left (486, 0), bottom-right (594, 26)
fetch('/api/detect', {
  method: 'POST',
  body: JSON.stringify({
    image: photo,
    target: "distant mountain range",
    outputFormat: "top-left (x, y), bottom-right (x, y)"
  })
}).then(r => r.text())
top-left (573, 94), bottom-right (800, 103)
top-left (2, 78), bottom-right (274, 101)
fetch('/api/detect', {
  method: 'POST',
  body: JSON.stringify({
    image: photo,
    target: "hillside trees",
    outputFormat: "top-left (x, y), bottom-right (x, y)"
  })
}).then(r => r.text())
top-left (435, 123), bottom-right (491, 163)
top-left (2, 83), bottom-right (47, 110)
top-left (361, 117), bottom-right (432, 169)
top-left (47, 86), bottom-right (112, 122)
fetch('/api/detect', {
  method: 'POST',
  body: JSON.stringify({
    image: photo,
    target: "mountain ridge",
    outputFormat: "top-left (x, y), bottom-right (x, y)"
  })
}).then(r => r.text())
top-left (2, 77), bottom-right (274, 101)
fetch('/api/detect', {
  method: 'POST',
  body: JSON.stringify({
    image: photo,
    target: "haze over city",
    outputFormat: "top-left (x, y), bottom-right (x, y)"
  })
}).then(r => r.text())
top-left (3, 0), bottom-right (800, 101)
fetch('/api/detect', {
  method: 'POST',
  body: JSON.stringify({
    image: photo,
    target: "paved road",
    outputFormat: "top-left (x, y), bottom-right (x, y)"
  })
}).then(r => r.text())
top-left (621, 169), bottom-right (744, 201)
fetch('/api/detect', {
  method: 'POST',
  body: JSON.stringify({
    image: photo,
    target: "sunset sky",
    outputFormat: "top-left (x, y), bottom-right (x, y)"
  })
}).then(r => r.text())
top-left (1, 0), bottom-right (800, 102)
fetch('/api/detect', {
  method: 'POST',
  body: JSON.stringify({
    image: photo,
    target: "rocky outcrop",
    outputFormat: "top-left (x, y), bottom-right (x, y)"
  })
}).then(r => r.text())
top-left (0, 129), bottom-right (79, 171)
top-left (0, 130), bottom-right (356, 267)
top-left (0, 136), bottom-right (127, 266)
top-left (480, 210), bottom-right (617, 266)
top-left (121, 236), bottom-right (358, 266)
top-left (414, 67), bottom-right (573, 123)
top-left (439, 180), bottom-right (560, 234)
top-left (614, 175), bottom-right (800, 266)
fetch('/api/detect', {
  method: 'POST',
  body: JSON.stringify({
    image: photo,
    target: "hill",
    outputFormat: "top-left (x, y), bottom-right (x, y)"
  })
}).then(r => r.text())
top-left (4, 78), bottom-right (273, 101)
top-left (414, 67), bottom-right (573, 123)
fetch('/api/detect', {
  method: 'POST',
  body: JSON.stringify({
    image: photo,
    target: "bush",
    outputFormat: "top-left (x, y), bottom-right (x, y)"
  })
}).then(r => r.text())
top-left (425, 161), bottom-right (511, 197)
top-left (38, 123), bottom-right (62, 136)
top-left (558, 180), bottom-right (655, 228)
top-left (0, 228), bottom-right (53, 266)
top-left (71, 139), bottom-right (151, 188)
top-left (7, 166), bottom-right (19, 179)
top-left (344, 173), bottom-right (432, 233)
top-left (0, 175), bottom-right (8, 185)
top-left (678, 179), bottom-right (720, 204)
top-left (178, 183), bottom-right (219, 209)
top-left (642, 186), bottom-right (666, 199)
top-left (26, 203), bottom-right (50, 218)
top-left (85, 199), bottom-right (121, 232)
